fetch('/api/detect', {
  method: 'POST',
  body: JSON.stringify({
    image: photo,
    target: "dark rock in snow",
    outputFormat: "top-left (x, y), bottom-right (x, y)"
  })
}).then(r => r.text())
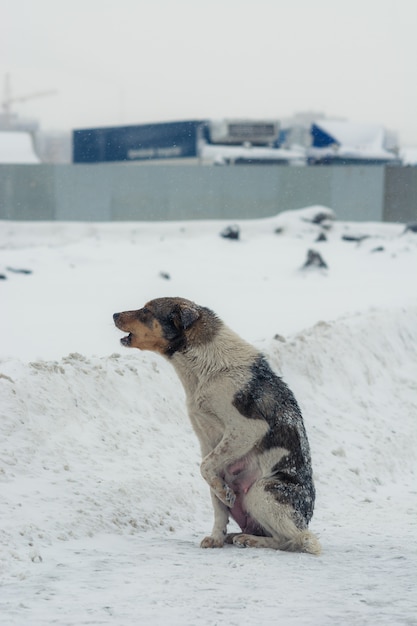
top-left (220, 225), bottom-right (240, 240)
top-left (302, 210), bottom-right (335, 229)
top-left (341, 234), bottom-right (369, 243)
top-left (159, 271), bottom-right (171, 280)
top-left (315, 232), bottom-right (327, 242)
top-left (0, 274), bottom-right (7, 280)
top-left (310, 212), bottom-right (333, 225)
top-left (371, 246), bottom-right (385, 253)
top-left (6, 267), bottom-right (33, 275)
top-left (404, 223), bottom-right (417, 234)
top-left (273, 333), bottom-right (286, 343)
top-left (302, 249), bottom-right (328, 270)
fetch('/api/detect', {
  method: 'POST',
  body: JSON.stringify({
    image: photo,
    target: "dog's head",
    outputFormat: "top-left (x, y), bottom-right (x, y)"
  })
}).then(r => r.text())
top-left (113, 297), bottom-right (220, 356)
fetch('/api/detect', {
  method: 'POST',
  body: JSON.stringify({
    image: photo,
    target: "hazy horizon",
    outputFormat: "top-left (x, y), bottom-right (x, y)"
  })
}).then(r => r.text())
top-left (2, 0), bottom-right (417, 145)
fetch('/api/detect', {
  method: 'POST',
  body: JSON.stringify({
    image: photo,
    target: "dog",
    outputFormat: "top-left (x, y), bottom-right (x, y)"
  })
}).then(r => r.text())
top-left (113, 297), bottom-right (320, 554)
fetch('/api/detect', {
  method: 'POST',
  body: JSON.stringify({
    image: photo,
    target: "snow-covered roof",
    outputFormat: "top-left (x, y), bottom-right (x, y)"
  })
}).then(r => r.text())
top-left (0, 131), bottom-right (40, 164)
top-left (312, 120), bottom-right (386, 150)
top-left (309, 120), bottom-right (398, 163)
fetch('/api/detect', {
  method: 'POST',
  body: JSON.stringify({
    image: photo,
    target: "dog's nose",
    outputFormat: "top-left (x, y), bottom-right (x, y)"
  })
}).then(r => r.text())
top-left (113, 313), bottom-right (120, 322)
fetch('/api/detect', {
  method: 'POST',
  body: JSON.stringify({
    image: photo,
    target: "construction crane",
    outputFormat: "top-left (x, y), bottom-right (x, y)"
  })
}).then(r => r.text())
top-left (1, 74), bottom-right (57, 128)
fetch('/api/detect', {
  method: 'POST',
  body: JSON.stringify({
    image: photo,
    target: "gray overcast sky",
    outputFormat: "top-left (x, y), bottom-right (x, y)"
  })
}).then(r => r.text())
top-left (1, 0), bottom-right (416, 144)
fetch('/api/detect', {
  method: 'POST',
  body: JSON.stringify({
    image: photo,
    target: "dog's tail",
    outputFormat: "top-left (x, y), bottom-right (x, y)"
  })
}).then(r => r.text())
top-left (280, 530), bottom-right (322, 555)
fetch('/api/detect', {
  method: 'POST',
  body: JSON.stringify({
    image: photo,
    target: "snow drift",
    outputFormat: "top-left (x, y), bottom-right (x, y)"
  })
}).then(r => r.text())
top-left (1, 307), bottom-right (415, 575)
top-left (1, 208), bottom-right (416, 624)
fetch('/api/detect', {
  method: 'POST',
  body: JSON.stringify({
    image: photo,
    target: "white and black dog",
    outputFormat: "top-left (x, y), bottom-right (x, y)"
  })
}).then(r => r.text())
top-left (113, 297), bottom-right (320, 554)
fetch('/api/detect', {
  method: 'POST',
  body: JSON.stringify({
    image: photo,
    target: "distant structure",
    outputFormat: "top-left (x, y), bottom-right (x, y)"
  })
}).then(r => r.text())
top-left (36, 132), bottom-right (72, 164)
top-left (279, 111), bottom-right (330, 148)
top-left (0, 74), bottom-right (70, 164)
top-left (307, 120), bottom-right (400, 165)
top-left (0, 130), bottom-right (40, 164)
top-left (73, 115), bottom-right (400, 166)
top-left (0, 74), bottom-right (56, 132)
top-left (74, 119), bottom-right (205, 164)
top-left (73, 119), bottom-right (305, 166)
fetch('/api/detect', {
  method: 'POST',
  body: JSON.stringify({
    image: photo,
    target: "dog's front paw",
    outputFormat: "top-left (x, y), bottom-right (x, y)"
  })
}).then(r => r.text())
top-left (200, 536), bottom-right (225, 549)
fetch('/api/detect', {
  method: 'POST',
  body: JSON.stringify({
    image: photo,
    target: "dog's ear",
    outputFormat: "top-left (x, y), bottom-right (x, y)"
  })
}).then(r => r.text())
top-left (173, 304), bottom-right (200, 331)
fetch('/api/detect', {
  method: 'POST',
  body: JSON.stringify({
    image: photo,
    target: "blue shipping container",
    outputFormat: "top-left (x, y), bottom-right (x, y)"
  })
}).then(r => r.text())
top-left (73, 120), bottom-right (207, 163)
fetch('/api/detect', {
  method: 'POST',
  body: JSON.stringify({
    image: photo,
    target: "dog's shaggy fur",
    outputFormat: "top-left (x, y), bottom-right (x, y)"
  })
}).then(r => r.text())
top-left (113, 297), bottom-right (321, 554)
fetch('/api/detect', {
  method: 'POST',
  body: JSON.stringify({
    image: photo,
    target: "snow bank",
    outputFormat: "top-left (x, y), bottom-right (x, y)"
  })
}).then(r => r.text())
top-left (1, 306), bottom-right (415, 581)
top-left (1, 208), bottom-right (416, 624)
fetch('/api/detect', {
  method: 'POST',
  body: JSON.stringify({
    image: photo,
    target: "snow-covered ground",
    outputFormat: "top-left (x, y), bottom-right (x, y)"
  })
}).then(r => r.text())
top-left (1, 207), bottom-right (416, 625)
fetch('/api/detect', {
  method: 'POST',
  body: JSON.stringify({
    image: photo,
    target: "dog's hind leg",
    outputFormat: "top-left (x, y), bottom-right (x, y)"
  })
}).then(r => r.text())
top-left (200, 492), bottom-right (230, 548)
top-left (231, 534), bottom-right (283, 549)
top-left (241, 481), bottom-right (321, 555)
top-left (230, 531), bottom-right (320, 553)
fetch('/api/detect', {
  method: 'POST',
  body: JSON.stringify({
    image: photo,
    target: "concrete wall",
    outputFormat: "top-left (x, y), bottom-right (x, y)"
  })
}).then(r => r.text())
top-left (0, 163), bottom-right (416, 222)
top-left (383, 167), bottom-right (417, 223)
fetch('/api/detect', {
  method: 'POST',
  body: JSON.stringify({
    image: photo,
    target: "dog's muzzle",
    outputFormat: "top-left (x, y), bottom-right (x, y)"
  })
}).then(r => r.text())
top-left (113, 312), bottom-right (132, 347)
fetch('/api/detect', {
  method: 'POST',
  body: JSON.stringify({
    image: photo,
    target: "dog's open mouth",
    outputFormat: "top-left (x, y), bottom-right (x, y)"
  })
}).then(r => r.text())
top-left (120, 333), bottom-right (133, 347)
